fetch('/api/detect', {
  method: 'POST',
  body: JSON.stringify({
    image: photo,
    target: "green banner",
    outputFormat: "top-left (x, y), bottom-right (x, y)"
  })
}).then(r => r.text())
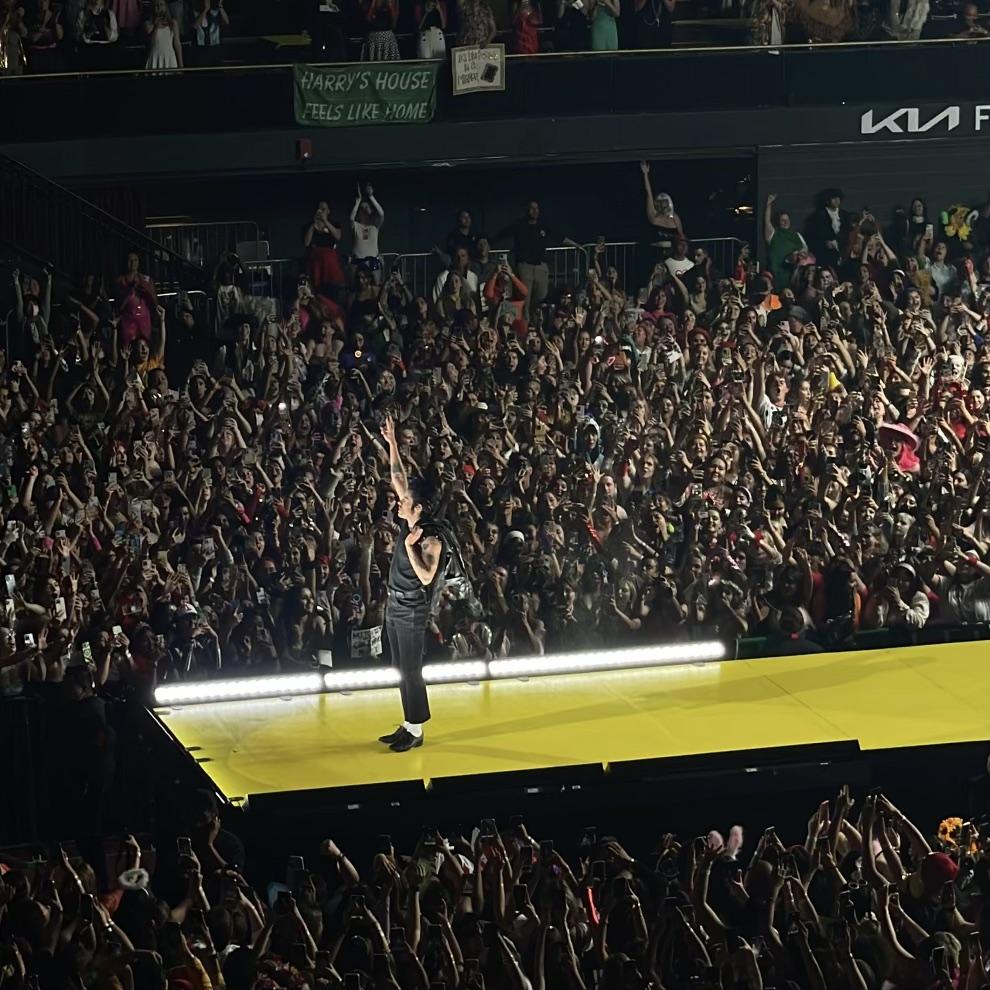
top-left (293, 63), bottom-right (439, 127)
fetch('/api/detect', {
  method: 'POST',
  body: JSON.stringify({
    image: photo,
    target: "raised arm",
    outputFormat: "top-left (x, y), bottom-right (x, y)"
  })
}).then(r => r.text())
top-left (382, 414), bottom-right (409, 499)
top-left (153, 305), bottom-right (168, 362)
top-left (764, 193), bottom-right (777, 245)
top-left (366, 183), bottom-right (384, 224)
top-left (879, 795), bottom-right (932, 861)
top-left (640, 161), bottom-right (657, 220)
top-left (11, 269), bottom-right (23, 324)
top-left (41, 267), bottom-right (53, 325)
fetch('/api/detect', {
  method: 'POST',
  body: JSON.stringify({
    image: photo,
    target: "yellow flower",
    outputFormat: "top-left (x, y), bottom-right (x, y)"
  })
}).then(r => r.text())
top-left (939, 817), bottom-right (963, 845)
top-left (938, 816), bottom-right (980, 853)
top-left (946, 226), bottom-right (957, 237)
top-left (959, 225), bottom-right (971, 239)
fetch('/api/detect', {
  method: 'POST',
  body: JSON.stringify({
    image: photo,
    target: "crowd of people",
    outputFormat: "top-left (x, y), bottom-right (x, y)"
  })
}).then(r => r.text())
top-left (2, 784), bottom-right (989, 990)
top-left (6, 172), bottom-right (990, 700)
top-left (0, 0), bottom-right (229, 73)
top-left (0, 0), bottom-right (981, 76)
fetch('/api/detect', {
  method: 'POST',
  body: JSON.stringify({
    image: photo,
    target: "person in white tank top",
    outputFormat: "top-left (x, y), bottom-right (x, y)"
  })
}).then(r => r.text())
top-left (350, 182), bottom-right (385, 284)
top-left (144, 0), bottom-right (182, 68)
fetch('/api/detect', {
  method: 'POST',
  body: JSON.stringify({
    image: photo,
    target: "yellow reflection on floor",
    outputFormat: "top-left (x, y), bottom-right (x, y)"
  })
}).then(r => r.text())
top-left (155, 642), bottom-right (990, 801)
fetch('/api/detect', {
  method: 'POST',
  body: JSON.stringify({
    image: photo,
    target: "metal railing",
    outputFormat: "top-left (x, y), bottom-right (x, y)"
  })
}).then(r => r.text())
top-left (241, 257), bottom-right (299, 314)
top-left (0, 153), bottom-right (209, 293)
top-left (40, 287), bottom-right (212, 347)
top-left (145, 219), bottom-right (262, 270)
top-left (580, 238), bottom-right (746, 283)
top-left (695, 237), bottom-right (747, 275)
top-left (386, 238), bottom-right (745, 301)
top-left (203, 236), bottom-right (744, 312)
top-left (5, 27), bottom-right (989, 84)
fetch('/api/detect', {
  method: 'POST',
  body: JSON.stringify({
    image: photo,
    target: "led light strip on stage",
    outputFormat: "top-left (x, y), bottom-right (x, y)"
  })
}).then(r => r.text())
top-left (154, 673), bottom-right (325, 705)
top-left (153, 640), bottom-right (727, 706)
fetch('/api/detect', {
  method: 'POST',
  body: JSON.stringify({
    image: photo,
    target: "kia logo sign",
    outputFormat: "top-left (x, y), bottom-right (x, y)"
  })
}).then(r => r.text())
top-left (861, 106), bottom-right (960, 134)
top-left (860, 105), bottom-right (990, 135)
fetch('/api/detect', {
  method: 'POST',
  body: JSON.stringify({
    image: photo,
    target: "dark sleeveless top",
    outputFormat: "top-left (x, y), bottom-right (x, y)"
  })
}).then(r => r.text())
top-left (310, 226), bottom-right (338, 249)
top-left (388, 520), bottom-right (428, 603)
top-left (83, 5), bottom-right (112, 39)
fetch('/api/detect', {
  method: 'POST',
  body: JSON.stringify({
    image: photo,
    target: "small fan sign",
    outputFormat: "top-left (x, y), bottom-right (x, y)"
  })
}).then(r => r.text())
top-left (451, 44), bottom-right (506, 96)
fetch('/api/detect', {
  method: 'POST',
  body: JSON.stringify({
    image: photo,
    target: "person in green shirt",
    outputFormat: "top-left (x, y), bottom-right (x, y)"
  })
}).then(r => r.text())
top-left (588, 0), bottom-right (619, 49)
top-left (764, 192), bottom-right (810, 293)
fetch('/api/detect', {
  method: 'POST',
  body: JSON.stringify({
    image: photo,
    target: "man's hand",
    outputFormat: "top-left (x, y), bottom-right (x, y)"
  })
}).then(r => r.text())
top-left (382, 415), bottom-right (397, 447)
top-left (405, 527), bottom-right (423, 549)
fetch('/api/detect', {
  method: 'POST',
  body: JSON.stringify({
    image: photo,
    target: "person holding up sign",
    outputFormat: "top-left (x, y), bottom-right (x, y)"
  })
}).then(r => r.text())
top-left (376, 415), bottom-right (443, 752)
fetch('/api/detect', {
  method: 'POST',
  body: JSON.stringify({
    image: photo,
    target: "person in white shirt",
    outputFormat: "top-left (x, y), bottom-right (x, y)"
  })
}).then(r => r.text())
top-left (665, 238), bottom-right (693, 278)
top-left (431, 247), bottom-right (479, 305)
top-left (350, 182), bottom-right (385, 284)
top-left (929, 550), bottom-right (990, 624)
top-left (862, 562), bottom-right (930, 630)
top-left (754, 365), bottom-right (790, 429)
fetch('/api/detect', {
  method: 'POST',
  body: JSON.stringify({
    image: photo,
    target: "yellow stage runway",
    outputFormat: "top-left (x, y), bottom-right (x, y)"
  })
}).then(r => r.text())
top-left (155, 643), bottom-right (990, 802)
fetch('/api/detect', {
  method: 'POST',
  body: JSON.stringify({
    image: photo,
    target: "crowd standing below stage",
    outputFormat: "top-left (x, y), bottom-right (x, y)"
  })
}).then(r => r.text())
top-left (6, 176), bottom-right (990, 698)
top-left (1, 785), bottom-right (989, 990)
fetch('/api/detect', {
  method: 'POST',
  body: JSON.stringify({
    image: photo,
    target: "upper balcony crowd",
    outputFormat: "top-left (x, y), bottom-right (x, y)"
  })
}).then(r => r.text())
top-left (0, 0), bottom-right (986, 77)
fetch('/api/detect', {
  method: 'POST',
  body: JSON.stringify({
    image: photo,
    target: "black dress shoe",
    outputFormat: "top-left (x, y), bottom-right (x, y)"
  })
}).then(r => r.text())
top-left (390, 728), bottom-right (424, 752)
top-left (378, 726), bottom-right (404, 744)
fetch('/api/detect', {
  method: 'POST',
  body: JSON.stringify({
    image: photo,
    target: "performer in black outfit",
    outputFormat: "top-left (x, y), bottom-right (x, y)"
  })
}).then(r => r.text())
top-left (377, 415), bottom-right (443, 752)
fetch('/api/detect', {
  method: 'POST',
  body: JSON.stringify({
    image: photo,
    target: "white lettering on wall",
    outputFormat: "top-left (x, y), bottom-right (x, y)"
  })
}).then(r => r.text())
top-left (860, 106), bottom-right (961, 135)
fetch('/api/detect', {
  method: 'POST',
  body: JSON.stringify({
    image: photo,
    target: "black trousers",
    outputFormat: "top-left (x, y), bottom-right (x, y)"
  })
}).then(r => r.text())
top-left (385, 603), bottom-right (431, 724)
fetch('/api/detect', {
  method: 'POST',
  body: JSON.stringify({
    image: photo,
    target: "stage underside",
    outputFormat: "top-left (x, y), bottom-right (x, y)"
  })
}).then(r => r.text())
top-left (154, 642), bottom-right (990, 803)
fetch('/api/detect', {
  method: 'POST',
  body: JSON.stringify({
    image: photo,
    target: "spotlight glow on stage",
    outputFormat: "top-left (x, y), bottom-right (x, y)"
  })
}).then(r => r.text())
top-left (153, 642), bottom-right (727, 706)
top-left (324, 668), bottom-right (402, 691)
top-left (154, 673), bottom-right (324, 706)
top-left (488, 641), bottom-right (726, 678)
top-left (423, 661), bottom-right (489, 683)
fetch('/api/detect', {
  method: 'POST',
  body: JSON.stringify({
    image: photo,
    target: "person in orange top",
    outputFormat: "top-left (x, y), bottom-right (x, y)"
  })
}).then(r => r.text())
top-left (748, 274), bottom-right (782, 327)
top-left (483, 260), bottom-right (529, 324)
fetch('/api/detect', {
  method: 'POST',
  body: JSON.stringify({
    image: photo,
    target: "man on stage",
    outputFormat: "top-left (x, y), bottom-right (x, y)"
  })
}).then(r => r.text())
top-left (377, 415), bottom-right (443, 752)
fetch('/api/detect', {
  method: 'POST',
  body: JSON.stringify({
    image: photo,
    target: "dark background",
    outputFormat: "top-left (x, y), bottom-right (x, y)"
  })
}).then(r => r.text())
top-left (135, 141), bottom-right (990, 264)
top-left (757, 139), bottom-right (990, 238)
top-left (141, 158), bottom-right (755, 258)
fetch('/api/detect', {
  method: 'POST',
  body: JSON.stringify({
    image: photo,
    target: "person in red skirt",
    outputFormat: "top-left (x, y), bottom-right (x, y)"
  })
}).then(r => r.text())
top-left (303, 201), bottom-right (346, 297)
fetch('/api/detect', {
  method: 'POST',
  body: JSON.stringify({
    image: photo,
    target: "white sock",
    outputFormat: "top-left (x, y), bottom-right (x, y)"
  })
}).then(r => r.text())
top-left (402, 721), bottom-right (423, 738)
